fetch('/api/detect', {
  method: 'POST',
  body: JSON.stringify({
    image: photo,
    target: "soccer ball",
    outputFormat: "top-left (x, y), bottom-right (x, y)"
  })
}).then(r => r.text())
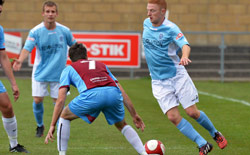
top-left (144, 139), bottom-right (165, 155)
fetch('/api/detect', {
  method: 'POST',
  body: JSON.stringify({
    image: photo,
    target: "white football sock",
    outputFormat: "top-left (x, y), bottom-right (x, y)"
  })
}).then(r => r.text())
top-left (2, 116), bottom-right (18, 148)
top-left (57, 118), bottom-right (70, 152)
top-left (140, 151), bottom-right (148, 155)
top-left (59, 151), bottom-right (66, 155)
top-left (121, 125), bottom-right (145, 154)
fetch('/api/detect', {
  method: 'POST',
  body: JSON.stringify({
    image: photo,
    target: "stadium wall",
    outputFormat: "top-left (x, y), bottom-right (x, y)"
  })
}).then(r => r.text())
top-left (1, 0), bottom-right (250, 46)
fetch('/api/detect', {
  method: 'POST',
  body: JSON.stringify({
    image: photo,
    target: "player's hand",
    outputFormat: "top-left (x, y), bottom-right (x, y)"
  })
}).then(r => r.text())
top-left (133, 114), bottom-right (145, 132)
top-left (179, 57), bottom-right (191, 66)
top-left (12, 84), bottom-right (19, 101)
top-left (45, 126), bottom-right (55, 144)
top-left (12, 59), bottom-right (22, 71)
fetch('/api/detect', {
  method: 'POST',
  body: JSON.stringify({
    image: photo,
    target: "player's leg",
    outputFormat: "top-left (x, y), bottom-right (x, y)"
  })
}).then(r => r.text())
top-left (57, 106), bottom-right (79, 155)
top-left (100, 87), bottom-right (147, 155)
top-left (0, 92), bottom-right (18, 147)
top-left (177, 72), bottom-right (227, 150)
top-left (185, 105), bottom-right (227, 149)
top-left (115, 120), bottom-right (147, 155)
top-left (175, 72), bottom-right (217, 153)
top-left (0, 89), bottom-right (29, 153)
top-left (186, 105), bottom-right (217, 136)
top-left (152, 78), bottom-right (209, 150)
top-left (166, 106), bottom-right (208, 148)
top-left (50, 82), bottom-right (60, 106)
top-left (33, 96), bottom-right (45, 137)
top-left (32, 79), bottom-right (49, 137)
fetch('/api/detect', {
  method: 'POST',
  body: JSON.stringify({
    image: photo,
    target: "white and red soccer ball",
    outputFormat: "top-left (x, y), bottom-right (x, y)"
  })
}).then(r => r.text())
top-left (144, 139), bottom-right (166, 155)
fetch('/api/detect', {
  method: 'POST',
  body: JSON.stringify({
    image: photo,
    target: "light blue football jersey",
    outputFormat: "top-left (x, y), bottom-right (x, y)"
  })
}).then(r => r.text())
top-left (142, 18), bottom-right (189, 80)
top-left (24, 22), bottom-right (76, 82)
top-left (0, 25), bottom-right (5, 50)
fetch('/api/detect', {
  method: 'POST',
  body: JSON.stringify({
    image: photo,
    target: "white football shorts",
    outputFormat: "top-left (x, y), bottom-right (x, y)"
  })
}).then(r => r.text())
top-left (32, 78), bottom-right (60, 99)
top-left (152, 70), bottom-right (199, 114)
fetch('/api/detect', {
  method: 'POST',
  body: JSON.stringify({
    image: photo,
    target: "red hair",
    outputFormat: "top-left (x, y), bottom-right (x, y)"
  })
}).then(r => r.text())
top-left (148, 0), bottom-right (167, 9)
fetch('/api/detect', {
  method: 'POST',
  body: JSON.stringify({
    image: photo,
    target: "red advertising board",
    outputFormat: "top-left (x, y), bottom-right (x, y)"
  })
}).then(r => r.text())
top-left (29, 32), bottom-right (141, 68)
top-left (4, 32), bottom-right (22, 60)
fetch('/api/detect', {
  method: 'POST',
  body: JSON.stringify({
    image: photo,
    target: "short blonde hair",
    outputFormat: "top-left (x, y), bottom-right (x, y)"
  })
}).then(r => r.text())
top-left (148, 0), bottom-right (167, 9)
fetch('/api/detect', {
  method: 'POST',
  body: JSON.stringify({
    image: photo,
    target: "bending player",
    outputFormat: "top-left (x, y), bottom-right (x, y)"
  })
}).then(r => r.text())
top-left (44, 43), bottom-right (148, 155)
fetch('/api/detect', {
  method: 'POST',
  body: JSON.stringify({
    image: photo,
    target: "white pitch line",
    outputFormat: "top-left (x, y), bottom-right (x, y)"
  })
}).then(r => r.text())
top-left (198, 91), bottom-right (250, 107)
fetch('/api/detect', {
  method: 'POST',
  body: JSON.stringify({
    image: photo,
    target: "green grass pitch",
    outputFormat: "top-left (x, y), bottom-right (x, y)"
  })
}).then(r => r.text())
top-left (0, 78), bottom-right (249, 155)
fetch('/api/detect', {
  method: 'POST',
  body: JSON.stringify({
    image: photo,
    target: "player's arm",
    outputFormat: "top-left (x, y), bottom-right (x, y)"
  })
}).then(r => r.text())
top-left (179, 44), bottom-right (192, 66)
top-left (13, 49), bottom-right (30, 71)
top-left (0, 50), bottom-right (19, 101)
top-left (45, 87), bottom-right (68, 144)
top-left (51, 87), bottom-right (67, 126)
top-left (117, 83), bottom-right (145, 132)
top-left (172, 25), bottom-right (192, 66)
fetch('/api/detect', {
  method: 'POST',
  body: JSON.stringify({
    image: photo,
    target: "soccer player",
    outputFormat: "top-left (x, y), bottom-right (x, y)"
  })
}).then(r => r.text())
top-left (13, 1), bottom-right (76, 137)
top-left (44, 43), bottom-right (148, 155)
top-left (142, 0), bottom-right (227, 155)
top-left (0, 0), bottom-right (29, 153)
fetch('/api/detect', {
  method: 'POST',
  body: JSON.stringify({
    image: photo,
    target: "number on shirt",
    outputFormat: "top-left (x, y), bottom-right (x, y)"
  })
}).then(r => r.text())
top-left (80, 60), bottom-right (96, 70)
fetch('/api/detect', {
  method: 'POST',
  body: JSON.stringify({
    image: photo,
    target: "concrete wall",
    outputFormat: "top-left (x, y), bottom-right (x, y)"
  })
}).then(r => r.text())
top-left (1, 0), bottom-right (250, 45)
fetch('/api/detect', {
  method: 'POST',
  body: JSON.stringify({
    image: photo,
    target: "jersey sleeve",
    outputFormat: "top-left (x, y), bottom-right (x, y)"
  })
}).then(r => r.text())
top-left (0, 26), bottom-right (5, 50)
top-left (171, 25), bottom-right (189, 49)
top-left (23, 30), bottom-right (37, 52)
top-left (105, 65), bottom-right (118, 83)
top-left (66, 29), bottom-right (76, 47)
top-left (59, 66), bottom-right (72, 90)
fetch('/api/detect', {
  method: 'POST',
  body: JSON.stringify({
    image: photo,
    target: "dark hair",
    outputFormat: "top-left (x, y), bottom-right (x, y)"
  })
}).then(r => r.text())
top-left (0, 0), bottom-right (5, 5)
top-left (43, 1), bottom-right (58, 12)
top-left (69, 43), bottom-right (87, 62)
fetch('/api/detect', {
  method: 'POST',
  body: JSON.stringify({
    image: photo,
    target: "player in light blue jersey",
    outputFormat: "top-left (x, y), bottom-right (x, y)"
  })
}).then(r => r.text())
top-left (44, 43), bottom-right (148, 155)
top-left (13, 1), bottom-right (76, 138)
top-left (0, 0), bottom-right (29, 153)
top-left (142, 1), bottom-right (227, 155)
